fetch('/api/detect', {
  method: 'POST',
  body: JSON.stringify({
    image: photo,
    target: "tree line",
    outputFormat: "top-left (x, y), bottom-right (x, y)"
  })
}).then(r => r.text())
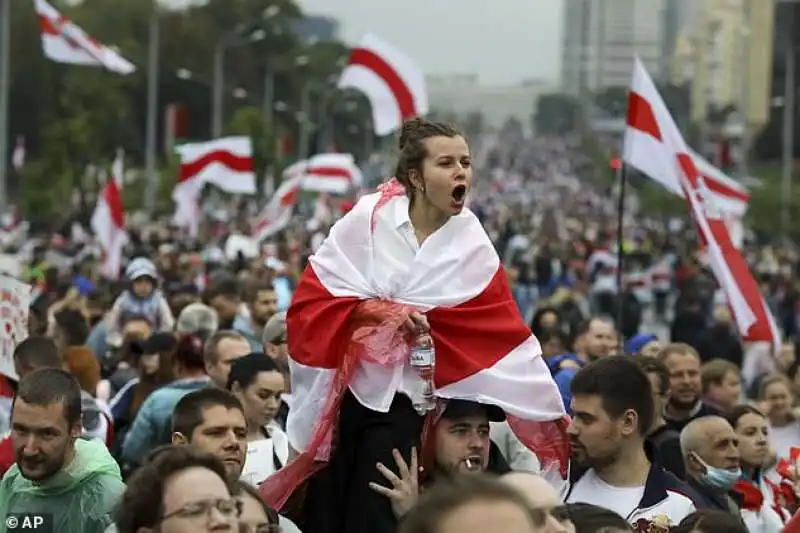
top-left (7, 0), bottom-right (374, 222)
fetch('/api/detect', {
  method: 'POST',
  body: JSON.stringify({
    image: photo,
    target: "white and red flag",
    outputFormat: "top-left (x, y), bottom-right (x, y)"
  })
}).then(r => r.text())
top-left (91, 151), bottom-right (127, 279)
top-left (173, 136), bottom-right (257, 235)
top-left (34, 0), bottom-right (135, 74)
top-left (622, 62), bottom-right (749, 246)
top-left (300, 153), bottom-right (363, 195)
top-left (338, 34), bottom-right (428, 136)
top-left (252, 161), bottom-right (305, 242)
top-left (624, 58), bottom-right (779, 348)
top-left (260, 179), bottom-right (569, 509)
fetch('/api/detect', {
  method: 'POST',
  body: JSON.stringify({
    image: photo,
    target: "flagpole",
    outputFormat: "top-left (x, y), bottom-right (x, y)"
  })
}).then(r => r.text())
top-left (143, 9), bottom-right (160, 214)
top-left (781, 8), bottom-right (796, 238)
top-left (615, 161), bottom-right (627, 336)
top-left (0, 0), bottom-right (10, 208)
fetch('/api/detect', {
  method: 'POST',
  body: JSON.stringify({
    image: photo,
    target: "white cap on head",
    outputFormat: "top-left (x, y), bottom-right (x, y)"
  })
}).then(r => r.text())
top-left (126, 257), bottom-right (158, 281)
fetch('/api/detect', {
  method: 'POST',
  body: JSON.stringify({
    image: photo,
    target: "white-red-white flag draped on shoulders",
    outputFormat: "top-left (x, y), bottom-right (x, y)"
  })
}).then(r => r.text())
top-left (260, 179), bottom-right (569, 510)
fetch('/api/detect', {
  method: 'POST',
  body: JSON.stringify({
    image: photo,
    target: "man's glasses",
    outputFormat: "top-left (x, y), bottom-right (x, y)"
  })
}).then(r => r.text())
top-left (161, 498), bottom-right (241, 523)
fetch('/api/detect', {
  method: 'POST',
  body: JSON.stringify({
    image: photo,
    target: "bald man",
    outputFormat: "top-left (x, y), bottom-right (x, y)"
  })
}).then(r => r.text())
top-left (500, 472), bottom-right (569, 533)
top-left (679, 416), bottom-right (743, 517)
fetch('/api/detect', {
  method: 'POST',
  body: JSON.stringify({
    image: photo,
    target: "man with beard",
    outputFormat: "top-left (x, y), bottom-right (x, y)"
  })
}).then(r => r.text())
top-left (234, 281), bottom-right (279, 352)
top-left (171, 388), bottom-right (301, 533)
top-left (657, 344), bottom-right (722, 433)
top-left (565, 357), bottom-right (701, 530)
top-left (0, 368), bottom-right (124, 532)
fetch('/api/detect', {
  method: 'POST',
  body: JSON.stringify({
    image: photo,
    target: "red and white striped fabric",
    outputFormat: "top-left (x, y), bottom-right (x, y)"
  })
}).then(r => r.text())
top-left (91, 152), bottom-right (127, 279)
top-left (173, 137), bottom-right (256, 235)
top-left (301, 153), bottom-right (363, 194)
top-left (252, 162), bottom-right (305, 242)
top-left (624, 58), bottom-right (779, 348)
top-left (338, 34), bottom-right (428, 136)
top-left (649, 256), bottom-right (672, 293)
top-left (623, 64), bottom-right (749, 245)
top-left (261, 179), bottom-right (568, 509)
top-left (586, 248), bottom-right (618, 275)
top-left (34, 0), bottom-right (135, 74)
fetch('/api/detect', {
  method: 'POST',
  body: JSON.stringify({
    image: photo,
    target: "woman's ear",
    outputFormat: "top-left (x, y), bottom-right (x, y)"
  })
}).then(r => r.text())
top-left (409, 169), bottom-right (424, 193)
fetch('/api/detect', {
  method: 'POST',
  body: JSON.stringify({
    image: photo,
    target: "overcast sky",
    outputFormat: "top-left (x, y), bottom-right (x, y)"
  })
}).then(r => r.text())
top-left (295, 0), bottom-right (564, 85)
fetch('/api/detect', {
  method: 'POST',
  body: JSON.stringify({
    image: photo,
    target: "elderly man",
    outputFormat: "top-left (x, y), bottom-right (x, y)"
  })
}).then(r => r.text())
top-left (680, 416), bottom-right (743, 518)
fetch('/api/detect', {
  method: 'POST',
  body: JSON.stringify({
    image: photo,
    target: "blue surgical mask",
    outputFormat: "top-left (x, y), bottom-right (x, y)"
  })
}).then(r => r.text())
top-left (694, 454), bottom-right (741, 491)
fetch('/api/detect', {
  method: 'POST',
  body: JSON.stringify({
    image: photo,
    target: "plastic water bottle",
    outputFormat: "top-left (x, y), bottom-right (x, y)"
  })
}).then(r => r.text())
top-left (410, 333), bottom-right (436, 415)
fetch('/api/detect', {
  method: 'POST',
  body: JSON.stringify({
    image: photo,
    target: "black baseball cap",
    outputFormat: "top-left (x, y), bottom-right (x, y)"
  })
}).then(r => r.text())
top-left (441, 399), bottom-right (506, 423)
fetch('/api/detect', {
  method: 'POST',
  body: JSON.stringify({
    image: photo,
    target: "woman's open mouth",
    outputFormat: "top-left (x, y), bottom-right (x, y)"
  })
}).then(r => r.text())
top-left (452, 185), bottom-right (467, 203)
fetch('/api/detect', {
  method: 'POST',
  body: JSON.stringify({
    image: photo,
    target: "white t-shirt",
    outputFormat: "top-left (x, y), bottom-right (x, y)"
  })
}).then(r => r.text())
top-left (566, 469), bottom-right (645, 520)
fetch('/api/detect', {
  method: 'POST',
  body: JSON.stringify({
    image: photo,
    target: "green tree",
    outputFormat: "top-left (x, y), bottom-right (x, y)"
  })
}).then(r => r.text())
top-left (535, 93), bottom-right (581, 134)
top-left (9, 0), bottom-right (360, 217)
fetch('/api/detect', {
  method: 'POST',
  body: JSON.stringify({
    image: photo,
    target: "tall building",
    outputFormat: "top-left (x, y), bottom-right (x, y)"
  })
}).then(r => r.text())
top-left (671, 0), bottom-right (775, 132)
top-left (426, 74), bottom-right (556, 134)
top-left (561, 0), bottom-right (669, 96)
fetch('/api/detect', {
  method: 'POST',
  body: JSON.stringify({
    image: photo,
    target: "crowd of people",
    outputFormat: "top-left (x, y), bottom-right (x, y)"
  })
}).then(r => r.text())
top-left (0, 116), bottom-right (797, 533)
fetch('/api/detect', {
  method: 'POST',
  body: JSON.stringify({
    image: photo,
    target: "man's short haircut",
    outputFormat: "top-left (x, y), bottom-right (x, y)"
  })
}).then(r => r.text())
top-left (679, 415), bottom-right (730, 458)
top-left (635, 356), bottom-right (670, 395)
top-left (656, 342), bottom-right (700, 364)
top-left (14, 368), bottom-right (82, 428)
top-left (701, 359), bottom-right (740, 393)
top-left (53, 309), bottom-right (89, 347)
top-left (570, 356), bottom-right (654, 435)
top-left (244, 280), bottom-right (275, 305)
top-left (203, 330), bottom-right (246, 365)
top-left (576, 315), bottom-right (615, 337)
top-left (172, 387), bottom-right (244, 438)
top-left (13, 335), bottom-right (61, 368)
top-left (209, 278), bottom-right (240, 300)
top-left (398, 474), bottom-right (537, 533)
top-left (114, 445), bottom-right (231, 532)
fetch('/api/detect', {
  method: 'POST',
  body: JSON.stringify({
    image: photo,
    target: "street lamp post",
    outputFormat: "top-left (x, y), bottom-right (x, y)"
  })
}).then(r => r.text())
top-left (781, 8), bottom-right (796, 236)
top-left (143, 9), bottom-right (160, 214)
top-left (211, 7), bottom-right (280, 139)
top-left (0, 0), bottom-right (11, 209)
top-left (211, 42), bottom-right (224, 138)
